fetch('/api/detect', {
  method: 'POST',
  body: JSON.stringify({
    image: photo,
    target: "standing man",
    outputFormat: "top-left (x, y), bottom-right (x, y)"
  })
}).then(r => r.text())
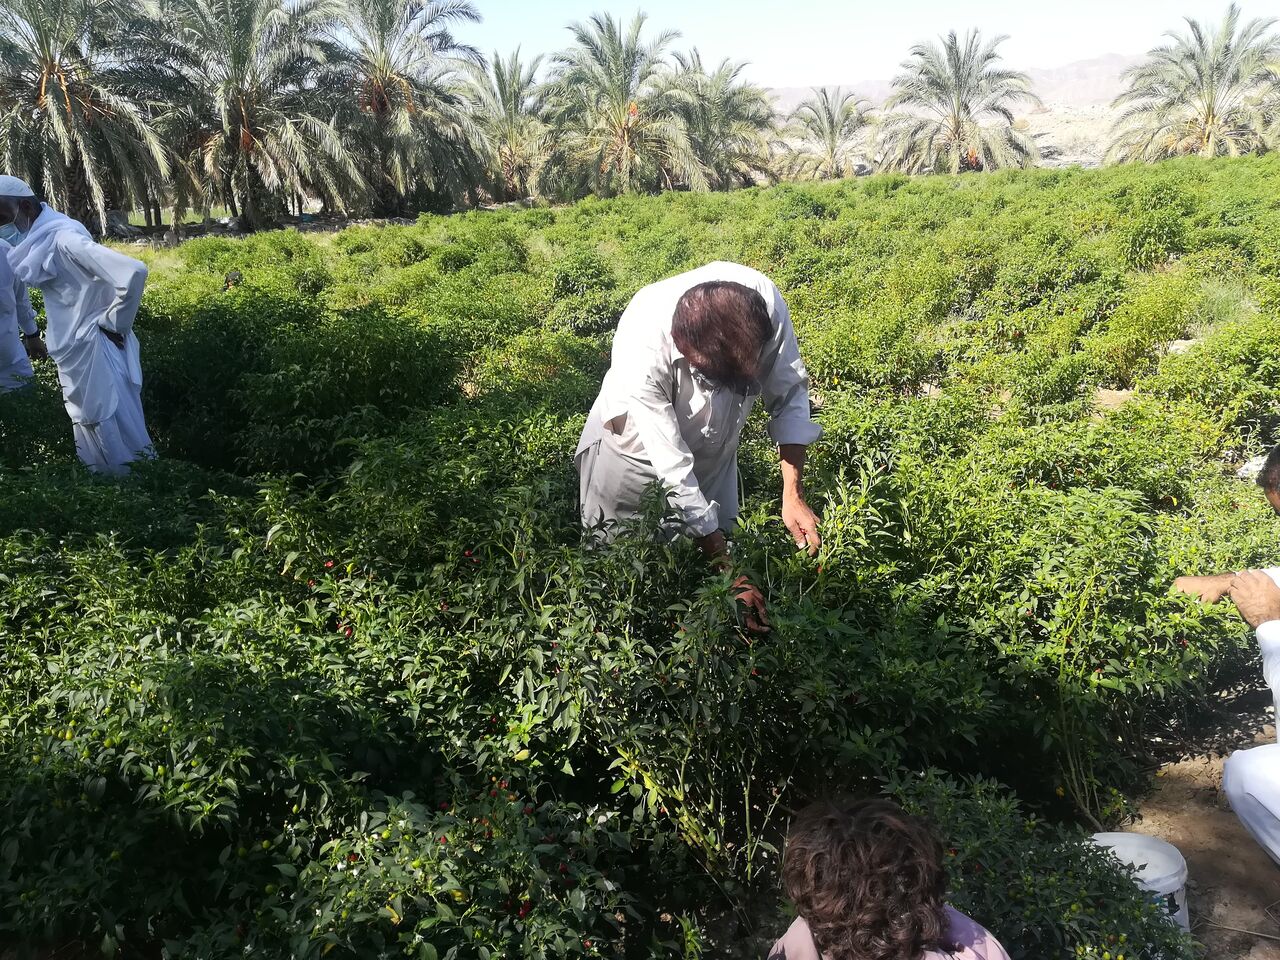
top-left (576, 261), bottom-right (823, 628)
top-left (0, 177), bottom-right (154, 473)
top-left (0, 225), bottom-right (45, 391)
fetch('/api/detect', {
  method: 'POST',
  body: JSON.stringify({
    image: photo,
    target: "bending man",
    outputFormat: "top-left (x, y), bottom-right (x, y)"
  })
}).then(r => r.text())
top-left (0, 177), bottom-right (154, 473)
top-left (576, 261), bottom-right (823, 626)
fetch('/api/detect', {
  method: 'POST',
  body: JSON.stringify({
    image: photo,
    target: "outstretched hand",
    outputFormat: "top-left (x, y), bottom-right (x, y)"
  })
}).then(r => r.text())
top-left (23, 336), bottom-right (47, 361)
top-left (1173, 574), bottom-right (1232, 604)
top-left (732, 575), bottom-right (771, 633)
top-left (1229, 569), bottom-right (1280, 629)
top-left (693, 531), bottom-right (770, 632)
top-left (782, 496), bottom-right (821, 556)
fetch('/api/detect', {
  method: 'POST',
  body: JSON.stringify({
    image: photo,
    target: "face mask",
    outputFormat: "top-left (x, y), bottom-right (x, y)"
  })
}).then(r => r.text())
top-left (0, 223), bottom-right (22, 246)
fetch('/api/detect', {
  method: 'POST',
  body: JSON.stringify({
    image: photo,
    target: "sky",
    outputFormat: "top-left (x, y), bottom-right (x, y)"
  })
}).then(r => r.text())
top-left (453, 0), bottom-right (1278, 88)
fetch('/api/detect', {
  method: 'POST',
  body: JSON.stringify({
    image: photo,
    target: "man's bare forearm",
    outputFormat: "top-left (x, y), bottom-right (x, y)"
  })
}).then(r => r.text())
top-left (780, 444), bottom-right (807, 503)
top-left (1174, 573), bottom-right (1236, 603)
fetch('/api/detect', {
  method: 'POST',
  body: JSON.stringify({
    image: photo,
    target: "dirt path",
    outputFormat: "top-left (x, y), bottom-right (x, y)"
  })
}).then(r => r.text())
top-left (1132, 685), bottom-right (1280, 959)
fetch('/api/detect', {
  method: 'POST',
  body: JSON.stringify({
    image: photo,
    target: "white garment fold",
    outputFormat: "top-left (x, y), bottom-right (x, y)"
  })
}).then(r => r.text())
top-left (0, 248), bottom-right (37, 391)
top-left (577, 261), bottom-right (820, 537)
top-left (1223, 609), bottom-right (1280, 867)
top-left (71, 334), bottom-right (154, 474)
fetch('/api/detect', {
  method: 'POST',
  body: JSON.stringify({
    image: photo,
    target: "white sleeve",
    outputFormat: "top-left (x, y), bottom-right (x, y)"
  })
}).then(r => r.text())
top-left (58, 233), bottom-right (147, 336)
top-left (758, 287), bottom-right (822, 447)
top-left (14, 278), bottom-right (37, 337)
top-left (1257, 620), bottom-right (1280, 694)
top-left (628, 359), bottom-right (720, 537)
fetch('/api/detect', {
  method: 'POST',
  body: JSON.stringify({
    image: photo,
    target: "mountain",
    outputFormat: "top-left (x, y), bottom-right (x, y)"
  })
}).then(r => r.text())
top-left (767, 53), bottom-right (1138, 114)
top-left (1023, 53), bottom-right (1141, 108)
top-left (768, 83), bottom-right (888, 116)
top-left (766, 53), bottom-right (1142, 168)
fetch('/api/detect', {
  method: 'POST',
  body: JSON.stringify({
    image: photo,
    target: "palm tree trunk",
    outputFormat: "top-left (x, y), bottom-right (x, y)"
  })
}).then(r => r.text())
top-left (64, 162), bottom-right (101, 237)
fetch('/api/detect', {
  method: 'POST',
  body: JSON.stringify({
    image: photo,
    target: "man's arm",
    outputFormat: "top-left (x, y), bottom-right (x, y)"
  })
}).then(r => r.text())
top-left (1229, 570), bottom-right (1280, 692)
top-left (780, 444), bottom-right (820, 556)
top-left (758, 289), bottom-right (822, 556)
top-left (14, 278), bottom-right (46, 360)
top-left (627, 363), bottom-right (721, 542)
top-left (59, 234), bottom-right (147, 341)
top-left (1174, 573), bottom-right (1235, 604)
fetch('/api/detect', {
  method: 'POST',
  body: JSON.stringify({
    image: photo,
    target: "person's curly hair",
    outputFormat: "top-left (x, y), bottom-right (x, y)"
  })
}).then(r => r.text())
top-left (670, 280), bottom-right (772, 393)
top-left (781, 798), bottom-right (952, 960)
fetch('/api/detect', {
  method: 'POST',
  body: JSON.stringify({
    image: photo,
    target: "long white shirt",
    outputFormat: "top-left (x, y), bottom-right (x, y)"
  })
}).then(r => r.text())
top-left (7, 206), bottom-right (147, 424)
top-left (577, 261), bottom-right (821, 537)
top-left (1222, 598), bottom-right (1280, 866)
top-left (0, 251), bottom-right (38, 389)
top-left (1257, 569), bottom-right (1280, 698)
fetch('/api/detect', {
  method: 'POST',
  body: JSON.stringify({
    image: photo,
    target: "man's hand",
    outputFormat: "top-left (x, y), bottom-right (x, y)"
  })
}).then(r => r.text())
top-left (783, 496), bottom-right (822, 556)
top-left (732, 575), bottom-right (770, 633)
top-left (695, 530), bottom-right (729, 562)
top-left (22, 335), bottom-right (47, 361)
top-left (693, 532), bottom-right (770, 632)
top-left (1174, 574), bottom-right (1233, 604)
top-left (779, 445), bottom-right (821, 556)
top-left (1229, 569), bottom-right (1280, 629)
top-left (100, 328), bottom-right (125, 350)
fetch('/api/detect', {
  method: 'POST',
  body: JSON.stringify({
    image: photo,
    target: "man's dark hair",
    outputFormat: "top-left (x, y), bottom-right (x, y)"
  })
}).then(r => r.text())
top-left (670, 280), bottom-right (771, 392)
top-left (781, 798), bottom-right (951, 960)
top-left (1259, 444), bottom-right (1280, 493)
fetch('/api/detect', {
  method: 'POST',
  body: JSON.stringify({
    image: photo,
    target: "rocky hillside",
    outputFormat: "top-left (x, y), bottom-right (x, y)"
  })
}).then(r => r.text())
top-left (770, 53), bottom-right (1141, 168)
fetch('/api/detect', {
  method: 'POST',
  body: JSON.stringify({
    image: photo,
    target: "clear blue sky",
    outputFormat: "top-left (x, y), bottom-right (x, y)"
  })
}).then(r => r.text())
top-left (454, 1), bottom-right (1277, 87)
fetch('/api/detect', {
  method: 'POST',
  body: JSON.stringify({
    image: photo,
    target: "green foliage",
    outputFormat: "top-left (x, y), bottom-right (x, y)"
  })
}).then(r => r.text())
top-left (893, 772), bottom-right (1196, 960)
top-left (3, 156), bottom-right (1279, 957)
top-left (1124, 210), bottom-right (1188, 269)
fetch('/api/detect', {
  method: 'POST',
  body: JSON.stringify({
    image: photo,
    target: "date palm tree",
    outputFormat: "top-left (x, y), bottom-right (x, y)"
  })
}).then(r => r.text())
top-left (0, 0), bottom-right (168, 233)
top-left (469, 48), bottom-right (547, 202)
top-left (148, 0), bottom-right (363, 231)
top-left (879, 29), bottom-right (1039, 174)
top-left (545, 11), bottom-right (705, 197)
top-left (1109, 4), bottom-right (1280, 163)
top-left (336, 0), bottom-right (484, 214)
top-left (670, 50), bottom-right (776, 190)
top-left (782, 86), bottom-right (873, 180)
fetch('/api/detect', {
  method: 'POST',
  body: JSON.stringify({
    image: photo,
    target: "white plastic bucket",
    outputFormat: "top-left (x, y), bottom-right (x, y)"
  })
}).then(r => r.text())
top-left (1091, 832), bottom-right (1190, 932)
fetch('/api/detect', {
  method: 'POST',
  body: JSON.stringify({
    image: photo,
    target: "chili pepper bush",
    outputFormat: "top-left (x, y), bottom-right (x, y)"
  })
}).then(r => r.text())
top-left (6, 155), bottom-right (1280, 957)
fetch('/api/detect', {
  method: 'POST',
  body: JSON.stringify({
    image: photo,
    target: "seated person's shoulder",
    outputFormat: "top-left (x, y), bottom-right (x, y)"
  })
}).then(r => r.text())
top-left (943, 905), bottom-right (1012, 960)
top-left (767, 916), bottom-right (820, 960)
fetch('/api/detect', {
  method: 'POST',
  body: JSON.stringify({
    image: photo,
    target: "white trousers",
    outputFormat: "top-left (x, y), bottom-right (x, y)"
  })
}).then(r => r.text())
top-left (576, 430), bottom-right (738, 541)
top-left (70, 339), bottom-right (154, 475)
top-left (1223, 743), bottom-right (1280, 868)
top-left (0, 354), bottom-right (34, 392)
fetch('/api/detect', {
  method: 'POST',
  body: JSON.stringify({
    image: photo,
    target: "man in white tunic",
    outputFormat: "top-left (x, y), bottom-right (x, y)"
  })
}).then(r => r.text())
top-left (0, 240), bottom-right (45, 391)
top-left (0, 177), bottom-right (154, 473)
top-left (1220, 568), bottom-right (1280, 867)
top-left (576, 261), bottom-right (823, 628)
top-left (1177, 446), bottom-right (1280, 865)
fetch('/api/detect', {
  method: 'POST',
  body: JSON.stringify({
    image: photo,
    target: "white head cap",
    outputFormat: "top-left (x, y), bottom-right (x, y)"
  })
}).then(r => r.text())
top-left (0, 175), bottom-right (34, 198)
top-left (1238, 454), bottom-right (1268, 481)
